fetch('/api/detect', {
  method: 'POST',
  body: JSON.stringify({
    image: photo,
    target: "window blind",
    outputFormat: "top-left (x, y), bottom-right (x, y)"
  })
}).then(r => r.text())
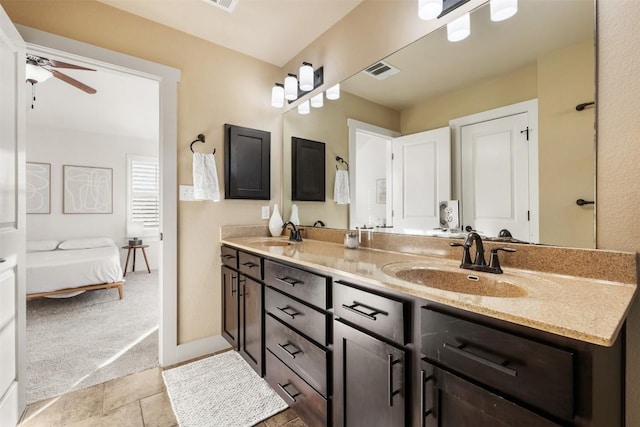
top-left (130, 159), bottom-right (159, 229)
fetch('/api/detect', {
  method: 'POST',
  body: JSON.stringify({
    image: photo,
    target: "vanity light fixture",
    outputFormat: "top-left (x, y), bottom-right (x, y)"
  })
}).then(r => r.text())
top-left (490, 0), bottom-right (518, 21)
top-left (418, 0), bottom-right (443, 20)
top-left (284, 73), bottom-right (298, 101)
top-left (447, 12), bottom-right (470, 42)
top-left (271, 83), bottom-right (284, 108)
top-left (298, 100), bottom-right (310, 115)
top-left (326, 83), bottom-right (340, 100)
top-left (299, 62), bottom-right (315, 91)
top-left (311, 92), bottom-right (324, 108)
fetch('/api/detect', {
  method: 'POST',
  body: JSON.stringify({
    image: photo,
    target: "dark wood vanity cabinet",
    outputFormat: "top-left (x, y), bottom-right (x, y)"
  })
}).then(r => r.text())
top-left (220, 246), bottom-right (263, 376)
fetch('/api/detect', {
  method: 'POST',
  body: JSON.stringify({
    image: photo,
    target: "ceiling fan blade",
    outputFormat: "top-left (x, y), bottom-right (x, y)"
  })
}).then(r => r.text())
top-left (50, 69), bottom-right (97, 94)
top-left (48, 59), bottom-right (96, 71)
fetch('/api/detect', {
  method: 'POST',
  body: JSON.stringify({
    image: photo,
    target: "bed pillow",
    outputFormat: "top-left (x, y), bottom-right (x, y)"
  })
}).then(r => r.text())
top-left (58, 237), bottom-right (116, 250)
top-left (26, 240), bottom-right (60, 252)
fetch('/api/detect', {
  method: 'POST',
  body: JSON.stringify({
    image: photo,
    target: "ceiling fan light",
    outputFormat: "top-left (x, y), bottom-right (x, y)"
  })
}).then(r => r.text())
top-left (271, 83), bottom-right (284, 108)
top-left (326, 83), bottom-right (340, 100)
top-left (284, 74), bottom-right (298, 101)
top-left (490, 0), bottom-right (518, 21)
top-left (25, 63), bottom-right (52, 83)
top-left (311, 92), bottom-right (324, 108)
top-left (447, 13), bottom-right (471, 42)
top-left (418, 0), bottom-right (443, 21)
top-left (298, 100), bottom-right (310, 115)
top-left (299, 62), bottom-right (314, 92)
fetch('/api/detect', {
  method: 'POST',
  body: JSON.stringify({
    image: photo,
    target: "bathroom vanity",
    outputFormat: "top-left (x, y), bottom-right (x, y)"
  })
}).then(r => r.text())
top-left (219, 231), bottom-right (636, 427)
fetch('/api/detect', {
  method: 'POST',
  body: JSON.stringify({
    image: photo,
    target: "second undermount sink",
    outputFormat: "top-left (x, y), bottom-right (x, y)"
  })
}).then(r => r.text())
top-left (382, 263), bottom-right (527, 298)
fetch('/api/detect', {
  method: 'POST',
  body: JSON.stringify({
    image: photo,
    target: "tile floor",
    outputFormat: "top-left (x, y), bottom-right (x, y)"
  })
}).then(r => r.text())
top-left (19, 359), bottom-right (306, 426)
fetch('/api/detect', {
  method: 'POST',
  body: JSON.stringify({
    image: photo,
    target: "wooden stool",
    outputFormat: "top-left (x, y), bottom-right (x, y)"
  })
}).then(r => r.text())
top-left (122, 244), bottom-right (151, 277)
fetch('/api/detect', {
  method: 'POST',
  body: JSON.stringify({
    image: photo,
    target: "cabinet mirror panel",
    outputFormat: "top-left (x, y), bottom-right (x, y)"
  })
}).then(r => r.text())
top-left (283, 0), bottom-right (596, 248)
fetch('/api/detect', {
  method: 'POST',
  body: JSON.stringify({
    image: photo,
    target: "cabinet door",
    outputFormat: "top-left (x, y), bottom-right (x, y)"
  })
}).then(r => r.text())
top-left (221, 266), bottom-right (239, 349)
top-left (333, 320), bottom-right (406, 427)
top-left (239, 276), bottom-right (263, 376)
top-left (420, 362), bottom-right (559, 427)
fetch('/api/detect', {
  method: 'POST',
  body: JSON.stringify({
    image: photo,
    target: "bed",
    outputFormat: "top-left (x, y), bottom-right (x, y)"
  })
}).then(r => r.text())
top-left (26, 238), bottom-right (124, 300)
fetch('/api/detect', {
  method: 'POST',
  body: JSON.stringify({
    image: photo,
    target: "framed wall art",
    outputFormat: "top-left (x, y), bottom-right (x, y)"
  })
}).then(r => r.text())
top-left (63, 165), bottom-right (113, 214)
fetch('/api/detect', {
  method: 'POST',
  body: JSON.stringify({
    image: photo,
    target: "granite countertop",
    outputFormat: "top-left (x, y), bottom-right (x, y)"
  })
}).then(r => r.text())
top-left (221, 236), bottom-right (637, 347)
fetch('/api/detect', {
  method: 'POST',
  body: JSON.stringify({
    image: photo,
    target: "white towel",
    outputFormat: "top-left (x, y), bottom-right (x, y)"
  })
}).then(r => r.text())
top-left (334, 169), bottom-right (350, 205)
top-left (193, 152), bottom-right (220, 201)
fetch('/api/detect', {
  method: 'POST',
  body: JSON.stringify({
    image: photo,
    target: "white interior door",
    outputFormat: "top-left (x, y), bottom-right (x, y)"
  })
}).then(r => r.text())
top-left (0, 6), bottom-right (26, 426)
top-left (461, 113), bottom-right (530, 240)
top-left (392, 127), bottom-right (450, 234)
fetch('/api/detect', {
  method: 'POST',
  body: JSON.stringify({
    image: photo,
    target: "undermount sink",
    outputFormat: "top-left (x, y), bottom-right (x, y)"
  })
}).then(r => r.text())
top-left (382, 264), bottom-right (527, 298)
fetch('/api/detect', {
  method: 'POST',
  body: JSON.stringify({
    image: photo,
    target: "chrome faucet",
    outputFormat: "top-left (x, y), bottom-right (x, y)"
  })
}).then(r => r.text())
top-left (451, 232), bottom-right (516, 274)
top-left (282, 221), bottom-right (303, 242)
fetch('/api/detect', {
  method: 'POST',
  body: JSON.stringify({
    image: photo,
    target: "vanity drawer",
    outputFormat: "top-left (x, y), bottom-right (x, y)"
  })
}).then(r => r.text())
top-left (266, 314), bottom-right (328, 397)
top-left (265, 287), bottom-right (327, 346)
top-left (333, 281), bottom-right (408, 345)
top-left (266, 350), bottom-right (328, 427)
top-left (264, 260), bottom-right (329, 310)
top-left (238, 251), bottom-right (262, 280)
top-left (421, 308), bottom-right (574, 421)
top-left (220, 246), bottom-right (238, 269)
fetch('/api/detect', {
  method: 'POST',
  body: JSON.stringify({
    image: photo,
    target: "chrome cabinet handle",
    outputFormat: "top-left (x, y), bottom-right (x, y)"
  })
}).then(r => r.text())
top-left (443, 342), bottom-right (517, 377)
top-left (277, 382), bottom-right (300, 402)
top-left (342, 301), bottom-right (388, 321)
top-left (387, 354), bottom-right (401, 407)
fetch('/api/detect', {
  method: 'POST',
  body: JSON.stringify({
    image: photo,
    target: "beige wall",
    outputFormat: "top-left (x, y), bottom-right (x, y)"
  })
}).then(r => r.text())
top-left (0, 0), bottom-right (283, 343)
top-left (283, 91), bottom-right (399, 228)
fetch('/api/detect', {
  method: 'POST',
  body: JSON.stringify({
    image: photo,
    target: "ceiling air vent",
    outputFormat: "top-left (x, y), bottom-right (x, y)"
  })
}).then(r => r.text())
top-left (362, 60), bottom-right (400, 80)
top-left (202, 0), bottom-right (238, 13)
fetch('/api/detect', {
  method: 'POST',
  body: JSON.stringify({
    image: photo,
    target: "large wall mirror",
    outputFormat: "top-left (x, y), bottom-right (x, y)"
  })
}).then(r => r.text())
top-left (283, 0), bottom-right (595, 248)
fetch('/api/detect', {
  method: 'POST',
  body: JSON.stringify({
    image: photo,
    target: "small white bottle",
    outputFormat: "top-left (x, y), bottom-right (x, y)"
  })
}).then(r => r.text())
top-left (290, 204), bottom-right (300, 226)
top-left (269, 204), bottom-right (284, 237)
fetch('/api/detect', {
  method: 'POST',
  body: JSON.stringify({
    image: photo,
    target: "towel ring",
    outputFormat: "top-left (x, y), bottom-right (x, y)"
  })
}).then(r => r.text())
top-left (336, 155), bottom-right (349, 171)
top-left (190, 134), bottom-right (216, 155)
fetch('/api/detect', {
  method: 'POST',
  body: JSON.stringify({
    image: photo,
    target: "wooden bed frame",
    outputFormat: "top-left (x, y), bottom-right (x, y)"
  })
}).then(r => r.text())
top-left (26, 281), bottom-right (124, 301)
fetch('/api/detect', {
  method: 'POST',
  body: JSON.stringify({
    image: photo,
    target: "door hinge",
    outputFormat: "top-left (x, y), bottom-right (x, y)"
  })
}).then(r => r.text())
top-left (392, 210), bottom-right (395, 217)
top-left (160, 232), bottom-right (164, 241)
top-left (527, 211), bottom-right (530, 221)
top-left (520, 127), bottom-right (530, 141)
top-left (391, 153), bottom-right (395, 160)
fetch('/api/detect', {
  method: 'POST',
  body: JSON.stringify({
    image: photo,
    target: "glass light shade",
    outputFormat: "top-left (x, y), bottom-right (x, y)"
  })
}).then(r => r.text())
top-left (490, 0), bottom-right (518, 21)
top-left (25, 63), bottom-right (52, 83)
top-left (418, 0), bottom-right (443, 20)
top-left (311, 92), bottom-right (324, 108)
top-left (447, 13), bottom-right (471, 42)
top-left (298, 100), bottom-right (310, 115)
top-left (299, 63), bottom-right (314, 91)
top-left (326, 83), bottom-right (340, 100)
top-left (284, 74), bottom-right (298, 101)
top-left (271, 84), bottom-right (284, 108)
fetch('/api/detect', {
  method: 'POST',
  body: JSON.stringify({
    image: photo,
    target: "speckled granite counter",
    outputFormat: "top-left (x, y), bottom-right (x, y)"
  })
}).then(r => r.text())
top-left (221, 234), bottom-right (637, 347)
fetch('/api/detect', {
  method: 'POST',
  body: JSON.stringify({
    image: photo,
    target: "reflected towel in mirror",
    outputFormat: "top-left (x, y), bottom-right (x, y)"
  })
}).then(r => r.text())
top-left (334, 169), bottom-right (350, 204)
top-left (193, 152), bottom-right (220, 201)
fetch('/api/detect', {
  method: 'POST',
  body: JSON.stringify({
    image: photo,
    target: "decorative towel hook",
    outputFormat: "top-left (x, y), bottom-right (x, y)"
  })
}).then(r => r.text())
top-left (336, 155), bottom-right (349, 171)
top-left (190, 133), bottom-right (216, 155)
top-left (576, 101), bottom-right (595, 111)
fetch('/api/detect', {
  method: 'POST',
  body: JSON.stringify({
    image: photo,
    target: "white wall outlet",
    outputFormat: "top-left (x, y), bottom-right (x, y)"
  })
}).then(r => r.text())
top-left (261, 205), bottom-right (270, 220)
top-left (179, 185), bottom-right (196, 201)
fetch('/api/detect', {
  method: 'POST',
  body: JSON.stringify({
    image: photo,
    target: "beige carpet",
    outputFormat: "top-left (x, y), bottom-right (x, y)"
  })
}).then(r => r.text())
top-left (26, 270), bottom-right (159, 404)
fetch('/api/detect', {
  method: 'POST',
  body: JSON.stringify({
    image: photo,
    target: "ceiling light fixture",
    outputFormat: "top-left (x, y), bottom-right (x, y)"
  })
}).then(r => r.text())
top-left (490, 0), bottom-right (518, 22)
top-left (418, 0), bottom-right (443, 20)
top-left (26, 61), bottom-right (52, 84)
top-left (271, 83), bottom-right (284, 108)
top-left (447, 13), bottom-right (471, 42)
top-left (326, 83), bottom-right (340, 100)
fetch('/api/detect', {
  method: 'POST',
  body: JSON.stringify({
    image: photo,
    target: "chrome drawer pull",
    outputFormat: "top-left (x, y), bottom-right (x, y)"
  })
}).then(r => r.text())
top-left (242, 261), bottom-right (259, 268)
top-left (443, 342), bottom-right (518, 377)
top-left (276, 276), bottom-right (303, 287)
top-left (278, 342), bottom-right (302, 359)
top-left (387, 354), bottom-right (401, 407)
top-left (276, 306), bottom-right (301, 319)
top-left (342, 301), bottom-right (388, 321)
top-left (277, 382), bottom-right (300, 402)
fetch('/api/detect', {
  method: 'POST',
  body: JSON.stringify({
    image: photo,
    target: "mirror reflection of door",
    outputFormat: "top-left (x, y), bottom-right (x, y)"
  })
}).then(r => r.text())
top-left (392, 127), bottom-right (451, 234)
top-left (461, 113), bottom-right (532, 241)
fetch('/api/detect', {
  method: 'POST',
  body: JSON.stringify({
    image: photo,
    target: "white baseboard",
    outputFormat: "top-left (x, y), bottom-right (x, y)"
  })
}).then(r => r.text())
top-left (161, 335), bottom-right (231, 367)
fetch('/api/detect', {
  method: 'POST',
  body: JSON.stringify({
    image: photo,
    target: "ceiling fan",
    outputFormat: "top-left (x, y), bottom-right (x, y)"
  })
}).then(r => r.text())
top-left (26, 54), bottom-right (97, 107)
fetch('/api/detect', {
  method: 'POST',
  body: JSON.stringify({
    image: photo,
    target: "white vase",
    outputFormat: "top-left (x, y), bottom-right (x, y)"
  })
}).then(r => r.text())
top-left (289, 204), bottom-right (300, 226)
top-left (269, 204), bottom-right (284, 237)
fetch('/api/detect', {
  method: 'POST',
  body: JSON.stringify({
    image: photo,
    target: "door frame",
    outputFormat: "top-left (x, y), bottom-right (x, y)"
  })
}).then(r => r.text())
top-left (450, 99), bottom-right (539, 242)
top-left (14, 26), bottom-right (186, 371)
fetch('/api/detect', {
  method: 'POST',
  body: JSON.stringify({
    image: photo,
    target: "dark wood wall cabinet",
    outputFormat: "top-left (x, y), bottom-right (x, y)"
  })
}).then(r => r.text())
top-left (291, 137), bottom-right (326, 201)
top-left (224, 124), bottom-right (270, 200)
top-left (220, 244), bottom-right (623, 427)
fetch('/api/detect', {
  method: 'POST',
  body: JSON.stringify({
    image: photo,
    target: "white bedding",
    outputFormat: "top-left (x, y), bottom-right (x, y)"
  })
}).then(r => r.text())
top-left (26, 245), bottom-right (124, 296)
